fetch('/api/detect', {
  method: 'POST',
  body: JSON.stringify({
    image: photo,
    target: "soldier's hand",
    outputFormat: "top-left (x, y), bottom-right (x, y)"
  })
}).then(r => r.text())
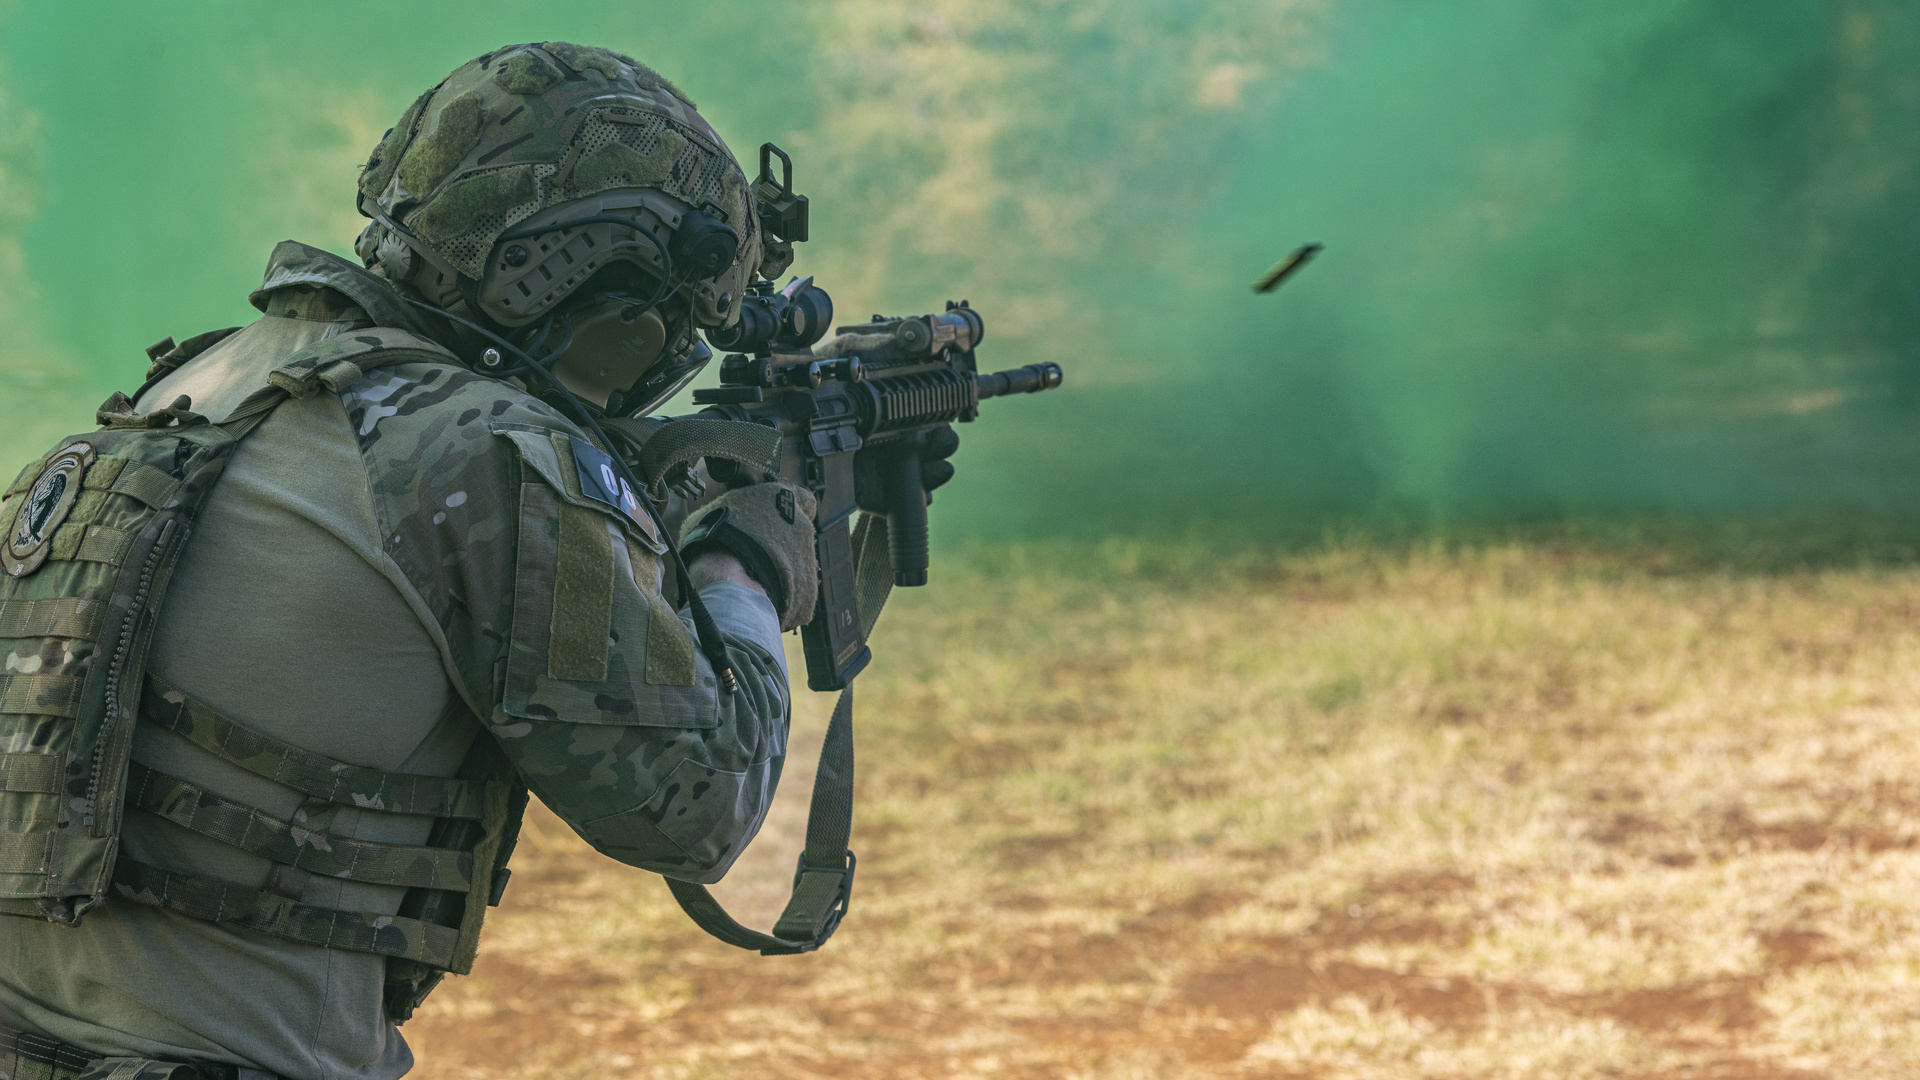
top-left (853, 424), bottom-right (960, 514)
top-left (679, 482), bottom-right (819, 631)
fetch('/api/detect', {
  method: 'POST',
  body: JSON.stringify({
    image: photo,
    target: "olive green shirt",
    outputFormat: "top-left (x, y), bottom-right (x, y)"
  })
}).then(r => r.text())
top-left (0, 245), bottom-right (788, 1080)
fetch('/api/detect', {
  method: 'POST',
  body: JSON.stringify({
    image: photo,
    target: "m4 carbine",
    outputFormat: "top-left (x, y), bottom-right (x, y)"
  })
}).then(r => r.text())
top-left (685, 276), bottom-right (1062, 693)
top-left (605, 143), bottom-right (1061, 956)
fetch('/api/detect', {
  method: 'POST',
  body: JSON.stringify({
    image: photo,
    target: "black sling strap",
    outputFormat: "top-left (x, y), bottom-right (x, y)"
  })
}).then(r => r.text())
top-left (663, 686), bottom-right (856, 954)
top-left (537, 390), bottom-right (882, 956)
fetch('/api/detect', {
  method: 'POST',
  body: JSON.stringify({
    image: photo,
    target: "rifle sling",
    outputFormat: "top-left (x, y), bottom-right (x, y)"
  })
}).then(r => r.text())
top-left (664, 684), bottom-right (856, 955)
top-left (664, 511), bottom-right (897, 953)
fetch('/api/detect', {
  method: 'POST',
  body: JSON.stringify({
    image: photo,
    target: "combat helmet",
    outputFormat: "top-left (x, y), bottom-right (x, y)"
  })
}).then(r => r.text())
top-left (353, 42), bottom-right (776, 415)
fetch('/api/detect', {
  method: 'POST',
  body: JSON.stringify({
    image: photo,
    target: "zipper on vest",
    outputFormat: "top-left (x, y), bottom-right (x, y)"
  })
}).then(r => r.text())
top-left (88, 517), bottom-right (177, 830)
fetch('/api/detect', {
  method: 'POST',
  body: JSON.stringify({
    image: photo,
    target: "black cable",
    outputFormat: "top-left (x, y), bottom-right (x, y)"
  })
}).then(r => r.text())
top-left (610, 256), bottom-right (688, 320)
top-left (404, 295), bottom-right (741, 694)
top-left (488, 309), bottom-right (560, 378)
top-left (657, 302), bottom-right (691, 361)
top-left (527, 307), bottom-right (558, 350)
top-left (537, 310), bottom-right (578, 368)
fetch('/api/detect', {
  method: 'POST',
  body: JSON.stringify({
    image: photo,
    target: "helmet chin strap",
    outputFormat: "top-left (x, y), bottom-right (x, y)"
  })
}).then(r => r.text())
top-left (403, 294), bottom-right (741, 696)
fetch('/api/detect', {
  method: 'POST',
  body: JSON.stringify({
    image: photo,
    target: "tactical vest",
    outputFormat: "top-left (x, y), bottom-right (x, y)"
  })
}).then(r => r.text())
top-left (0, 328), bottom-right (526, 1023)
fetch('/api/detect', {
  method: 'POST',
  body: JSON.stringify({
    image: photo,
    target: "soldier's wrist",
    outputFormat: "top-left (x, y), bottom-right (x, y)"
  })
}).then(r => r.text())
top-left (687, 550), bottom-right (767, 598)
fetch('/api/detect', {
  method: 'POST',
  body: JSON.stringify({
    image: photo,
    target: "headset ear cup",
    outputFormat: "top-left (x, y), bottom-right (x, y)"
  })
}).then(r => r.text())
top-left (672, 209), bottom-right (739, 280)
top-left (374, 228), bottom-right (417, 283)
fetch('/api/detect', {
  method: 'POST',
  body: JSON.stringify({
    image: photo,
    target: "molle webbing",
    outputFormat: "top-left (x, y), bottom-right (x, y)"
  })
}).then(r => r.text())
top-left (0, 415), bottom-right (243, 924)
top-left (110, 857), bottom-right (461, 968)
top-left (0, 751), bottom-right (63, 794)
top-left (0, 597), bottom-right (107, 639)
top-left (0, 1025), bottom-right (94, 1080)
top-left (82, 456), bottom-right (182, 508)
top-left (54, 526), bottom-right (135, 566)
top-left (124, 762), bottom-right (477, 892)
top-left (0, 833), bottom-right (52, 875)
top-left (117, 674), bottom-right (508, 972)
top-left (0, 674), bottom-right (85, 718)
top-left (142, 676), bottom-right (485, 820)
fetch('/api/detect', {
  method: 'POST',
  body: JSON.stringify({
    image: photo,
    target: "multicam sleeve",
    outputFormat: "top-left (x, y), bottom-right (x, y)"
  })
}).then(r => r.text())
top-left (490, 500), bottom-right (795, 883)
top-left (343, 362), bottom-right (792, 884)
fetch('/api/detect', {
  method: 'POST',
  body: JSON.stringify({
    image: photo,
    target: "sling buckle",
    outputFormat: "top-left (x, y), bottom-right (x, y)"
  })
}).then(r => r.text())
top-left (763, 849), bottom-right (855, 955)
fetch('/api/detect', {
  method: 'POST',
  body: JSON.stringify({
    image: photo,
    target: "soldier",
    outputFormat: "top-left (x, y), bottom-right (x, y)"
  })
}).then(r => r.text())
top-left (0, 43), bottom-right (942, 1080)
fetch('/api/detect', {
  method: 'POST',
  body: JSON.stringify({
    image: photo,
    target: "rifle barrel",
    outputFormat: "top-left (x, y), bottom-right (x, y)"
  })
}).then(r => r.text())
top-left (976, 362), bottom-right (1063, 400)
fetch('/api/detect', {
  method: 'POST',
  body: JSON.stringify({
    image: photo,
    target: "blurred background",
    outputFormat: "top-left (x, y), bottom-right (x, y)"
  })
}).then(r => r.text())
top-left (2, 0), bottom-right (1917, 544)
top-left (10, 6), bottom-right (1920, 1075)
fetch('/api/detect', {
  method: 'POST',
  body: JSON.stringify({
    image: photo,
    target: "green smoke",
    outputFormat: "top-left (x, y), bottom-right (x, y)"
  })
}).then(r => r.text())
top-left (2, 1), bottom-right (1915, 544)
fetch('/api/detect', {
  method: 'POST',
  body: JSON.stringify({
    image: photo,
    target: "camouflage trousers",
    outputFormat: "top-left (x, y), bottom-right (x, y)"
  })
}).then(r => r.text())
top-left (0, 1027), bottom-right (282, 1080)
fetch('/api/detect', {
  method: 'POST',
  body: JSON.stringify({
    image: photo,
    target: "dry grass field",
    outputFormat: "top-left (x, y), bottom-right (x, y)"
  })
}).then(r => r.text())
top-left (406, 541), bottom-right (1920, 1079)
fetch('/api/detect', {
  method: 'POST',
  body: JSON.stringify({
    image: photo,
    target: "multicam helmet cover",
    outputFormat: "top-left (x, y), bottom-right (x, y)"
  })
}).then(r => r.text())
top-left (356, 42), bottom-right (759, 329)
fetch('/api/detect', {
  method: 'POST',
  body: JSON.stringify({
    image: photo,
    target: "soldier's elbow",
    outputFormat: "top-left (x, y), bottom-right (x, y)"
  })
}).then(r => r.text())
top-left (584, 816), bottom-right (761, 884)
top-left (575, 758), bottom-right (779, 882)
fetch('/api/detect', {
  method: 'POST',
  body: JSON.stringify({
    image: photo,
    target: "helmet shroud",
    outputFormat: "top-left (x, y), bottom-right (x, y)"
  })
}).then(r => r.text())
top-left (355, 42), bottom-right (760, 334)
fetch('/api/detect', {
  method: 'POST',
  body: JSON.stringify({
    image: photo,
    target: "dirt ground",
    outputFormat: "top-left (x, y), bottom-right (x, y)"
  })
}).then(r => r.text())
top-left (404, 542), bottom-right (1920, 1079)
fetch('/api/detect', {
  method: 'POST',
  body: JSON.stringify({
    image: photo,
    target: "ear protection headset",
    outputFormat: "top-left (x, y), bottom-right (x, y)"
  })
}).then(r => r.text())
top-left (669, 204), bottom-right (739, 282)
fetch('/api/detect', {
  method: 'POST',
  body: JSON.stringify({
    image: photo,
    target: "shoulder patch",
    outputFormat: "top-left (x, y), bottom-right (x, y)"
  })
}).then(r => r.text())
top-left (569, 437), bottom-right (659, 545)
top-left (3, 441), bottom-right (96, 578)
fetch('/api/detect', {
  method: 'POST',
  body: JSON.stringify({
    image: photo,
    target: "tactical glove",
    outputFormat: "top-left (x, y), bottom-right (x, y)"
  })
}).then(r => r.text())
top-left (854, 423), bottom-right (961, 513)
top-left (680, 481), bottom-right (818, 632)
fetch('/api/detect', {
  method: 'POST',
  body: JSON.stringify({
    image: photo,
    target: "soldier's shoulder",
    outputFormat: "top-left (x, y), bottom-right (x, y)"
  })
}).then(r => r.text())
top-left (333, 343), bottom-right (595, 563)
top-left (336, 345), bottom-right (580, 461)
top-left (330, 345), bottom-right (584, 623)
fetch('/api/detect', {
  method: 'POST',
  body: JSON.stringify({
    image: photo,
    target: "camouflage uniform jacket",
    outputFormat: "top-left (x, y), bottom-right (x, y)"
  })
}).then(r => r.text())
top-left (0, 241), bottom-right (790, 1080)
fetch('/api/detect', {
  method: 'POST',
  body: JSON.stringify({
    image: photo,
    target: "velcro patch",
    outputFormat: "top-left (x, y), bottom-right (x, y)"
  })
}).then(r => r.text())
top-left (3, 441), bottom-right (95, 579)
top-left (571, 438), bottom-right (659, 545)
